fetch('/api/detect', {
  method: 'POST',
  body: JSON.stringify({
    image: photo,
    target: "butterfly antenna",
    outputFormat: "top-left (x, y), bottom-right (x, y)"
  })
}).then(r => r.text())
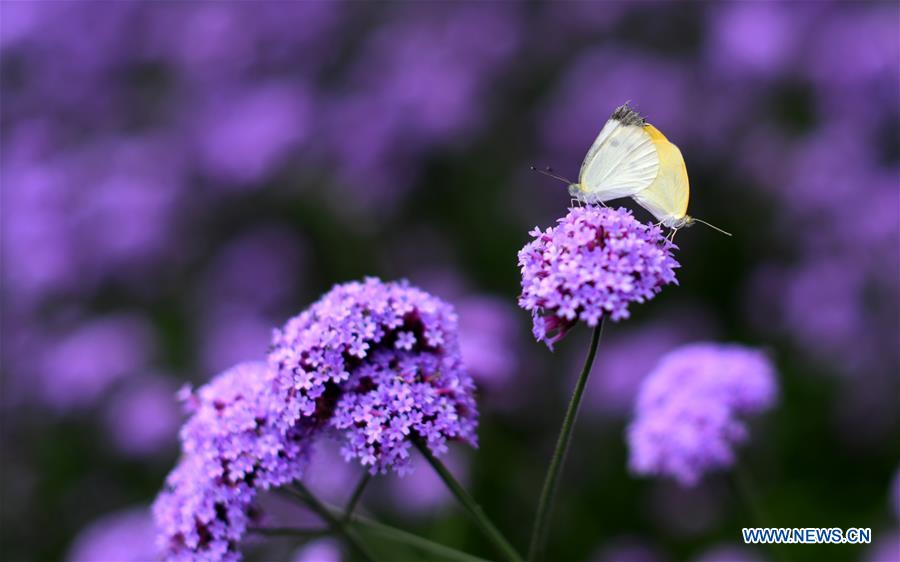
top-left (693, 218), bottom-right (733, 237)
top-left (530, 165), bottom-right (573, 185)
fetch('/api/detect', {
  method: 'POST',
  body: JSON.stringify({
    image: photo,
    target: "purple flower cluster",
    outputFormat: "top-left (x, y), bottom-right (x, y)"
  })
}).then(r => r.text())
top-left (627, 343), bottom-right (777, 486)
top-left (155, 279), bottom-right (477, 561)
top-left (153, 362), bottom-right (314, 562)
top-left (268, 277), bottom-right (477, 451)
top-left (518, 206), bottom-right (679, 348)
top-left (331, 349), bottom-right (477, 475)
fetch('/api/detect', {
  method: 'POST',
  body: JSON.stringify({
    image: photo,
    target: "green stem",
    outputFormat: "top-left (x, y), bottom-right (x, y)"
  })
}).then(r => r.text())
top-left (414, 440), bottom-right (524, 562)
top-left (345, 513), bottom-right (491, 562)
top-left (342, 473), bottom-right (372, 524)
top-left (276, 489), bottom-right (487, 562)
top-left (527, 320), bottom-right (605, 561)
top-left (288, 481), bottom-right (380, 562)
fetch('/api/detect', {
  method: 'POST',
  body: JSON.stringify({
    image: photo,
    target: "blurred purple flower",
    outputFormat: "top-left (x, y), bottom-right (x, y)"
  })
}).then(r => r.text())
top-left (627, 343), bottom-right (777, 486)
top-left (583, 313), bottom-right (715, 418)
top-left (864, 532), bottom-right (900, 562)
top-left (292, 539), bottom-right (342, 562)
top-left (40, 314), bottom-right (156, 411)
top-left (67, 507), bottom-right (156, 562)
top-left (198, 308), bottom-right (274, 377)
top-left (143, 3), bottom-right (342, 82)
top-left (0, 3), bottom-right (140, 120)
top-left (303, 440), bottom-right (362, 506)
top-left (1, 134), bottom-right (186, 305)
top-left (322, 3), bottom-right (520, 208)
top-left (536, 2), bottom-right (630, 46)
top-left (802, 6), bottom-right (900, 117)
top-left (518, 206), bottom-right (679, 348)
top-left (456, 296), bottom-right (520, 391)
top-left (104, 375), bottom-right (180, 457)
top-left (191, 83), bottom-right (313, 187)
top-left (750, 254), bottom-right (898, 378)
top-left (199, 227), bottom-right (307, 310)
top-left (705, 3), bottom-right (802, 78)
top-left (741, 119), bottom-right (900, 382)
top-left (194, 226), bottom-right (307, 373)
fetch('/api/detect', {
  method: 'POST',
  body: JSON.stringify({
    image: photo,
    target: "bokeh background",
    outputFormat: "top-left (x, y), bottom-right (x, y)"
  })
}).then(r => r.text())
top-left (1, 2), bottom-right (898, 562)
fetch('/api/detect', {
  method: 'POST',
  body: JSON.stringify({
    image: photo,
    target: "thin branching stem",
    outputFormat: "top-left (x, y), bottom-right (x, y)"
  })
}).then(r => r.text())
top-left (343, 510), bottom-right (492, 562)
top-left (288, 481), bottom-right (380, 562)
top-left (342, 472), bottom-right (372, 525)
top-left (277, 489), bottom-right (490, 561)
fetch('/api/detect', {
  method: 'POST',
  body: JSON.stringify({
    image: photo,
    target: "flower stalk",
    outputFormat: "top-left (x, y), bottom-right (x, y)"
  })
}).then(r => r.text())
top-left (263, 506), bottom-right (492, 562)
top-left (344, 509), bottom-right (492, 562)
top-left (414, 439), bottom-right (524, 562)
top-left (528, 320), bottom-right (605, 561)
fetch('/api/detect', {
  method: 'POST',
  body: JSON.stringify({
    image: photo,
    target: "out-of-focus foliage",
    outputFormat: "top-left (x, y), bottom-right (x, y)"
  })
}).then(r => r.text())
top-left (1, 2), bottom-right (897, 561)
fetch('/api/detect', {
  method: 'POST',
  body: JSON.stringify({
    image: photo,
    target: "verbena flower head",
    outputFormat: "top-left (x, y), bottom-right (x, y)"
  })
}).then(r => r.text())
top-left (268, 277), bottom-right (478, 474)
top-left (518, 206), bottom-right (679, 348)
top-left (153, 362), bottom-right (314, 562)
top-left (627, 343), bottom-right (777, 486)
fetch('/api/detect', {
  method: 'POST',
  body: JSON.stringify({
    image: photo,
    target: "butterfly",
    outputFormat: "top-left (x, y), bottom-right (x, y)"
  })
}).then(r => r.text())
top-left (536, 103), bottom-right (730, 239)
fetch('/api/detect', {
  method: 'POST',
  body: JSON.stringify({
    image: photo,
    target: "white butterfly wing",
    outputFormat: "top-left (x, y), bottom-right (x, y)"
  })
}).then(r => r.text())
top-left (577, 121), bottom-right (660, 203)
top-left (577, 118), bottom-right (621, 180)
top-left (632, 127), bottom-right (690, 224)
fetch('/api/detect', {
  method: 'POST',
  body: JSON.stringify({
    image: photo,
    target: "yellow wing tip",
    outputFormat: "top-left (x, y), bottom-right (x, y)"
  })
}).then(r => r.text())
top-left (643, 123), bottom-right (669, 142)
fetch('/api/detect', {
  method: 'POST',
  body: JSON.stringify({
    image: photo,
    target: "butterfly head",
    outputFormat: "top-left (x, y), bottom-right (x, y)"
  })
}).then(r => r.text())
top-left (660, 215), bottom-right (693, 229)
top-left (676, 216), bottom-right (733, 237)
